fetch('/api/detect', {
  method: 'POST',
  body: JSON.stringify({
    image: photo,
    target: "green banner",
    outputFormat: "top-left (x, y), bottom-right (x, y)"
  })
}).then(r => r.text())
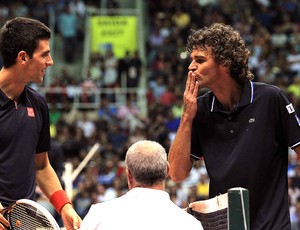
top-left (90, 15), bottom-right (138, 58)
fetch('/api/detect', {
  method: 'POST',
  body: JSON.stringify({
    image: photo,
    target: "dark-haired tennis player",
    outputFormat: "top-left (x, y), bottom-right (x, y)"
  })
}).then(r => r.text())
top-left (0, 17), bottom-right (81, 230)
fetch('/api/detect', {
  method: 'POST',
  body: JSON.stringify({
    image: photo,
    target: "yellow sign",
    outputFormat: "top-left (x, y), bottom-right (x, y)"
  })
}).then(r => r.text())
top-left (90, 15), bottom-right (138, 58)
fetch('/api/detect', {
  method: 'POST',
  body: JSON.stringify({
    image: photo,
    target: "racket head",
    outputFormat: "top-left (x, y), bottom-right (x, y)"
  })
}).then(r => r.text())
top-left (7, 199), bottom-right (60, 230)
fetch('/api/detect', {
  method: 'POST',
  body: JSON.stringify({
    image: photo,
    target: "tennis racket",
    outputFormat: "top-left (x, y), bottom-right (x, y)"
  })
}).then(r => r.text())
top-left (0, 199), bottom-right (60, 230)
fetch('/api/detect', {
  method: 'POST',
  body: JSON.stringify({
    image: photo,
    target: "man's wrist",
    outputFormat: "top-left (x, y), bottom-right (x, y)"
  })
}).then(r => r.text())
top-left (50, 190), bottom-right (72, 214)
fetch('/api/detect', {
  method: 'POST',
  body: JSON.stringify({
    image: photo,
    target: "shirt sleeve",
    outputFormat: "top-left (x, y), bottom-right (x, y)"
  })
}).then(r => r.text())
top-left (277, 90), bottom-right (300, 148)
top-left (36, 96), bottom-right (51, 153)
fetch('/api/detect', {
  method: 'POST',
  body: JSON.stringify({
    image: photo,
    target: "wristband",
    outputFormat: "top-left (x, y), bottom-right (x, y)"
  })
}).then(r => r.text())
top-left (50, 190), bottom-right (72, 214)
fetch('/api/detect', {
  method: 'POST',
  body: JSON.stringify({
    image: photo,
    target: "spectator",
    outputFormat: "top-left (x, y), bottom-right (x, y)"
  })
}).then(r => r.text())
top-left (57, 4), bottom-right (78, 63)
top-left (31, 0), bottom-right (49, 25)
top-left (103, 49), bottom-right (118, 87)
top-left (76, 112), bottom-right (96, 139)
top-left (127, 50), bottom-right (142, 88)
top-left (116, 94), bottom-right (145, 133)
top-left (97, 96), bottom-right (118, 123)
top-left (10, 1), bottom-right (30, 18)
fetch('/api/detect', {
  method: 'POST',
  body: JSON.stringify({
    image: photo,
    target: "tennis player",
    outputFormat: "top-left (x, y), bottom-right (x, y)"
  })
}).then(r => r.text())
top-left (0, 17), bottom-right (81, 230)
top-left (80, 140), bottom-right (203, 230)
top-left (168, 23), bottom-right (300, 229)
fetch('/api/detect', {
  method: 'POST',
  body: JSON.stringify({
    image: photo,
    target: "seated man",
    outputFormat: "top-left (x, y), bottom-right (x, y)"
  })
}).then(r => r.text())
top-left (80, 140), bottom-right (203, 229)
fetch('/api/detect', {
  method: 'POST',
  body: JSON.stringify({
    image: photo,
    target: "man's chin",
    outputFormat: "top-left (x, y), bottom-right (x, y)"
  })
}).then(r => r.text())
top-left (38, 75), bottom-right (45, 83)
top-left (32, 77), bottom-right (44, 84)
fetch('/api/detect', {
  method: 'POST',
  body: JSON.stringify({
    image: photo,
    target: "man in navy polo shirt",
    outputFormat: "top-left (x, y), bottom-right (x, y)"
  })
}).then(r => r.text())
top-left (0, 17), bottom-right (81, 229)
top-left (168, 23), bottom-right (300, 229)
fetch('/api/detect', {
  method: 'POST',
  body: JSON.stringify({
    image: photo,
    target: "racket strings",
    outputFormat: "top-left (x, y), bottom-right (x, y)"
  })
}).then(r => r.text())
top-left (9, 203), bottom-right (54, 229)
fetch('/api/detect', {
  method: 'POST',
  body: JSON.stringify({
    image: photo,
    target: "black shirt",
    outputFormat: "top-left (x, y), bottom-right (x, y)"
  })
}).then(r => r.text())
top-left (191, 81), bottom-right (300, 229)
top-left (0, 85), bottom-right (50, 206)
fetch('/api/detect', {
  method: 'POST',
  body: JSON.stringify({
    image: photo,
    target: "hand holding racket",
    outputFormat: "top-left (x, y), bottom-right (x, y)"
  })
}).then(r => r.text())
top-left (0, 202), bottom-right (9, 230)
top-left (0, 199), bottom-right (60, 230)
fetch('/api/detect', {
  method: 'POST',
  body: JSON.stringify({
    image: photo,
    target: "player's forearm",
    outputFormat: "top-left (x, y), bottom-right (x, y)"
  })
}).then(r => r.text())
top-left (36, 164), bottom-right (63, 199)
top-left (168, 117), bottom-right (193, 182)
top-left (37, 166), bottom-right (73, 216)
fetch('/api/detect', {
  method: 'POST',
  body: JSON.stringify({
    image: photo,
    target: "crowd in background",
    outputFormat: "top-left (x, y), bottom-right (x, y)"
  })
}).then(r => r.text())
top-left (1, 0), bottom-right (300, 228)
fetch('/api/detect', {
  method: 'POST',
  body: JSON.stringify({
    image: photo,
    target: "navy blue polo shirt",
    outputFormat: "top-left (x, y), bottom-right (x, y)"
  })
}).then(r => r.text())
top-left (0, 85), bottom-right (50, 206)
top-left (191, 81), bottom-right (300, 229)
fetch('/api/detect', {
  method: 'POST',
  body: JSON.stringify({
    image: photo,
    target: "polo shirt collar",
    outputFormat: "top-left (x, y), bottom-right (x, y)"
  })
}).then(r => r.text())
top-left (0, 86), bottom-right (27, 108)
top-left (210, 80), bottom-right (254, 112)
top-left (0, 89), bottom-right (10, 108)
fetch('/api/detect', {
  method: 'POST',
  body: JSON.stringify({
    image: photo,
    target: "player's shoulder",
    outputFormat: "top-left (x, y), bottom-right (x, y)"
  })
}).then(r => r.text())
top-left (251, 81), bottom-right (289, 103)
top-left (252, 81), bottom-right (282, 93)
top-left (25, 85), bottom-right (45, 99)
top-left (91, 195), bottom-right (126, 210)
top-left (25, 85), bottom-right (48, 106)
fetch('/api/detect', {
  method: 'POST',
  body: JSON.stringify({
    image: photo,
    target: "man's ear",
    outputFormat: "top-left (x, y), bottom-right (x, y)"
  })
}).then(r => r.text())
top-left (18, 51), bottom-right (27, 62)
top-left (167, 162), bottom-right (170, 177)
top-left (126, 169), bottom-right (131, 179)
top-left (126, 169), bottom-right (134, 189)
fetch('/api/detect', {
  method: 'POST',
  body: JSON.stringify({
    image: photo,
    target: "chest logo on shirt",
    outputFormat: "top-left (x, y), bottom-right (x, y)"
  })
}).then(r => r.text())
top-left (286, 103), bottom-right (295, 114)
top-left (248, 118), bottom-right (255, 123)
top-left (27, 107), bottom-right (35, 117)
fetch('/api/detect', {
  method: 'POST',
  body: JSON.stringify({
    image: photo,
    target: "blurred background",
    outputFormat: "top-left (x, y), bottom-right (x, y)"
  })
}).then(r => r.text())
top-left (1, 0), bottom-right (300, 228)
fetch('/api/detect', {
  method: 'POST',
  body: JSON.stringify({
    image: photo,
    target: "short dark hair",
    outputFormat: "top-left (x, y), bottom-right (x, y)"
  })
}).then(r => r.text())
top-left (186, 23), bottom-right (253, 85)
top-left (0, 17), bottom-right (51, 68)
